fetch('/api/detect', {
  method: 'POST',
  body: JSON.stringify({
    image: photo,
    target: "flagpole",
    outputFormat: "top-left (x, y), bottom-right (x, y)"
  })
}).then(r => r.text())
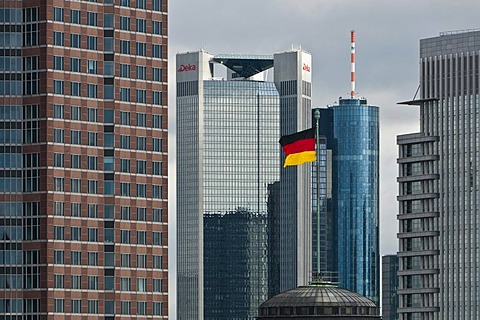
top-left (314, 109), bottom-right (321, 279)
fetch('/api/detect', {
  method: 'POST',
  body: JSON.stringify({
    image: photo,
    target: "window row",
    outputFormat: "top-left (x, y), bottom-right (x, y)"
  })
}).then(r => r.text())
top-left (52, 129), bottom-right (164, 151)
top-left (52, 32), bottom-right (164, 58)
top-left (53, 226), bottom-right (164, 245)
top-left (53, 105), bottom-right (164, 128)
top-left (53, 80), bottom-right (163, 104)
top-left (53, 178), bottom-right (164, 198)
top-left (54, 299), bottom-right (164, 316)
top-left (54, 274), bottom-right (164, 292)
top-left (53, 154), bottom-right (164, 175)
top-left (53, 251), bottom-right (164, 269)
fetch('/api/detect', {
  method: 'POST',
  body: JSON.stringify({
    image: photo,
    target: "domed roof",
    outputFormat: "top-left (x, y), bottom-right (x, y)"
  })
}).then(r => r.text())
top-left (260, 284), bottom-right (377, 308)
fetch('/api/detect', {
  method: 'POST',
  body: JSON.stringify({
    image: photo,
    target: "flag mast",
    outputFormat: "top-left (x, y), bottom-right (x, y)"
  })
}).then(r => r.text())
top-left (314, 108), bottom-right (321, 280)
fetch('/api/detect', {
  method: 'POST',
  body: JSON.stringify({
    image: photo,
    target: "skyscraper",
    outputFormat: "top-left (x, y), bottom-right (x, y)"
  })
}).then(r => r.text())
top-left (315, 98), bottom-right (380, 305)
top-left (0, 0), bottom-right (168, 317)
top-left (397, 29), bottom-right (480, 319)
top-left (382, 254), bottom-right (399, 320)
top-left (176, 49), bottom-right (312, 319)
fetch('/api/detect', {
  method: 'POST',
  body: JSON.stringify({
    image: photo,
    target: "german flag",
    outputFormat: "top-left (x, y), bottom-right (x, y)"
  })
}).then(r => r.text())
top-left (279, 128), bottom-right (316, 167)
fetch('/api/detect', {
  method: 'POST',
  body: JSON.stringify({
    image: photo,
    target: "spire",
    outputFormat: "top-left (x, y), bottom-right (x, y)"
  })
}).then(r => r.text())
top-left (350, 30), bottom-right (356, 98)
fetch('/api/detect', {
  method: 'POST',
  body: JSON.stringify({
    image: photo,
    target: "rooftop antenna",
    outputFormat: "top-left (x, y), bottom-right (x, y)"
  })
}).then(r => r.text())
top-left (350, 30), bottom-right (356, 99)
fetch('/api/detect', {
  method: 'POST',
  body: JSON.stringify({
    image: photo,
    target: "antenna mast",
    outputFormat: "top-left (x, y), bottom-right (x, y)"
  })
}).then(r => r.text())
top-left (350, 30), bottom-right (356, 98)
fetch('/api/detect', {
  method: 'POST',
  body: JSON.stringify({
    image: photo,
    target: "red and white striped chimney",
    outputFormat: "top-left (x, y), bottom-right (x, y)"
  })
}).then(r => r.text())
top-left (350, 30), bottom-right (356, 99)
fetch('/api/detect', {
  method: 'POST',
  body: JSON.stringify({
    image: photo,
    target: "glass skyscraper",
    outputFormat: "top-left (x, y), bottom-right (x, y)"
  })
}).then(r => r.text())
top-left (316, 98), bottom-right (380, 305)
top-left (397, 29), bottom-right (480, 320)
top-left (0, 0), bottom-right (169, 318)
top-left (176, 49), bottom-right (312, 319)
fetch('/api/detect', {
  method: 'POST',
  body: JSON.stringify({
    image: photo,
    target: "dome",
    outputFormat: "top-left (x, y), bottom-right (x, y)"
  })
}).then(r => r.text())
top-left (258, 283), bottom-right (380, 319)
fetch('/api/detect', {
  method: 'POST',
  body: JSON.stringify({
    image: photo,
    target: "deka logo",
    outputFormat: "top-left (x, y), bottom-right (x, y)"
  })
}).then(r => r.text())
top-left (302, 64), bottom-right (311, 72)
top-left (178, 64), bottom-right (196, 72)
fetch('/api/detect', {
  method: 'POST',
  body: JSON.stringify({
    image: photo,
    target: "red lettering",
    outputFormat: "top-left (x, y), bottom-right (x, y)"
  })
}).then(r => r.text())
top-left (303, 64), bottom-right (311, 72)
top-left (178, 64), bottom-right (197, 72)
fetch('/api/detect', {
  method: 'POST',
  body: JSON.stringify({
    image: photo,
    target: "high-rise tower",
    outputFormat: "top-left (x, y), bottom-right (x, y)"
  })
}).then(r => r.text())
top-left (312, 31), bottom-right (380, 304)
top-left (397, 29), bottom-right (480, 319)
top-left (176, 49), bottom-right (312, 319)
top-left (0, 0), bottom-right (168, 317)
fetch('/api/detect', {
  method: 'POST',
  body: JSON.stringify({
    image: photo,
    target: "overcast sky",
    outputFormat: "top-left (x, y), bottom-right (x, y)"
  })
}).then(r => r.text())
top-left (168, 0), bottom-right (480, 316)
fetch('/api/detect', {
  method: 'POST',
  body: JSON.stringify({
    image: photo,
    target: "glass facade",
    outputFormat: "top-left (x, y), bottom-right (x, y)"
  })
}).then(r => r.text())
top-left (319, 98), bottom-right (379, 305)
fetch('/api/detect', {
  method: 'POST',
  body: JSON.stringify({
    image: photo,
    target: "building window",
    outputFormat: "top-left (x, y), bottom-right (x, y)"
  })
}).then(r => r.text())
top-left (120, 159), bottom-right (131, 173)
top-left (88, 276), bottom-right (98, 290)
top-left (120, 253), bottom-right (131, 267)
top-left (53, 7), bottom-right (64, 21)
top-left (54, 202), bottom-right (65, 216)
top-left (53, 153), bottom-right (64, 167)
top-left (71, 299), bottom-right (81, 313)
top-left (153, 114), bottom-right (163, 128)
top-left (120, 230), bottom-right (131, 244)
top-left (87, 36), bottom-right (98, 50)
top-left (152, 0), bottom-right (162, 11)
top-left (153, 161), bottom-right (162, 175)
top-left (121, 301), bottom-right (131, 315)
top-left (54, 104), bottom-right (65, 119)
top-left (153, 67), bottom-right (162, 82)
top-left (54, 250), bottom-right (65, 264)
top-left (70, 33), bottom-right (81, 48)
top-left (54, 274), bottom-right (64, 288)
top-left (70, 130), bottom-right (81, 144)
top-left (136, 0), bottom-right (146, 9)
top-left (87, 180), bottom-right (98, 194)
top-left (87, 132), bottom-right (98, 146)
top-left (87, 108), bottom-right (98, 122)
top-left (136, 89), bottom-right (147, 103)
top-left (54, 56), bottom-right (64, 70)
top-left (86, 12), bottom-right (97, 26)
top-left (136, 112), bottom-right (147, 127)
top-left (120, 16), bottom-right (130, 31)
top-left (152, 278), bottom-right (162, 292)
top-left (71, 226), bottom-right (81, 241)
top-left (136, 136), bottom-right (146, 150)
top-left (87, 60), bottom-right (97, 74)
top-left (70, 178), bottom-right (81, 193)
top-left (53, 31), bottom-right (64, 46)
top-left (120, 64), bottom-right (131, 78)
top-left (70, 105), bottom-right (81, 120)
top-left (88, 252), bottom-right (98, 266)
top-left (70, 10), bottom-right (81, 24)
top-left (136, 183), bottom-right (147, 197)
top-left (153, 255), bottom-right (162, 269)
top-left (88, 204), bottom-right (98, 218)
top-left (53, 80), bottom-right (64, 94)
top-left (54, 299), bottom-right (65, 313)
top-left (120, 88), bottom-right (130, 101)
top-left (54, 226), bottom-right (64, 240)
top-left (121, 206), bottom-right (131, 220)
top-left (88, 300), bottom-right (98, 314)
top-left (120, 40), bottom-right (130, 54)
top-left (136, 42), bottom-right (146, 56)
top-left (136, 231), bottom-right (146, 244)
top-left (137, 254), bottom-right (147, 268)
top-left (71, 154), bottom-right (81, 169)
top-left (71, 203), bottom-right (81, 217)
top-left (70, 57), bottom-right (81, 72)
top-left (120, 135), bottom-right (131, 149)
top-left (71, 251), bottom-right (81, 265)
top-left (70, 82), bottom-right (81, 96)
top-left (71, 275), bottom-right (81, 289)
top-left (137, 301), bottom-right (147, 315)
top-left (153, 208), bottom-right (162, 222)
top-left (120, 111), bottom-right (131, 125)
top-left (136, 18), bottom-right (146, 33)
top-left (153, 21), bottom-right (162, 35)
top-left (136, 207), bottom-right (146, 221)
top-left (88, 228), bottom-right (98, 242)
top-left (104, 13), bottom-right (114, 28)
top-left (120, 0), bottom-right (130, 7)
top-left (120, 182), bottom-right (130, 196)
top-left (153, 138), bottom-right (163, 152)
top-left (153, 91), bottom-right (162, 105)
top-left (136, 65), bottom-right (146, 79)
top-left (53, 177), bottom-right (64, 191)
top-left (153, 231), bottom-right (162, 245)
top-left (136, 160), bottom-right (146, 174)
top-left (152, 44), bottom-right (162, 58)
top-left (153, 302), bottom-right (163, 316)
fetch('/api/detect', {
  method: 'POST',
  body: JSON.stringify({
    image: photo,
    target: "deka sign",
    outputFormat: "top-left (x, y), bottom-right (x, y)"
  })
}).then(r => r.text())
top-left (302, 64), bottom-right (311, 72)
top-left (178, 64), bottom-right (196, 72)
